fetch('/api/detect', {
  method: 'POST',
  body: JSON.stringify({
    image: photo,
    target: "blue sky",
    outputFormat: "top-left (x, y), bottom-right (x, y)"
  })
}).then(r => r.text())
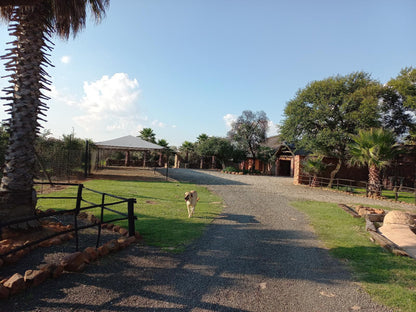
top-left (1, 0), bottom-right (416, 147)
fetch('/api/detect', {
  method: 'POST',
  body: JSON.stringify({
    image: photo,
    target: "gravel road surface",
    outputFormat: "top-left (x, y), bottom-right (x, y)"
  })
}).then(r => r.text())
top-left (2, 169), bottom-right (410, 312)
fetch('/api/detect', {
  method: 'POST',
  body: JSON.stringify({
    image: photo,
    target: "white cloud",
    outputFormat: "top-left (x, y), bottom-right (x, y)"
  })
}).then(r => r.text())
top-left (152, 120), bottom-right (167, 128)
top-left (45, 73), bottom-right (176, 141)
top-left (72, 73), bottom-right (143, 135)
top-left (60, 56), bottom-right (71, 64)
top-left (266, 120), bottom-right (279, 137)
top-left (223, 113), bottom-right (237, 130)
top-left (47, 85), bottom-right (77, 106)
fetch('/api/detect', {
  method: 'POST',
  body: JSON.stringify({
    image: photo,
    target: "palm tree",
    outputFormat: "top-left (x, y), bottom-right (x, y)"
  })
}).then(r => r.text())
top-left (0, 1), bottom-right (108, 228)
top-left (139, 128), bottom-right (157, 143)
top-left (180, 141), bottom-right (194, 165)
top-left (348, 128), bottom-right (397, 197)
top-left (301, 156), bottom-right (326, 187)
top-left (156, 139), bottom-right (170, 167)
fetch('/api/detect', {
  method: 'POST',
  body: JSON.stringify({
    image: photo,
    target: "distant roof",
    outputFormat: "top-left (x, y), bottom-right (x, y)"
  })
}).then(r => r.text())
top-left (262, 135), bottom-right (281, 149)
top-left (95, 135), bottom-right (164, 151)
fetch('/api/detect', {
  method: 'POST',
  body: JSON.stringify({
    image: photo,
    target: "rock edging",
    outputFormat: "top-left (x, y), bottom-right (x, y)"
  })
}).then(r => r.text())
top-left (0, 212), bottom-right (143, 299)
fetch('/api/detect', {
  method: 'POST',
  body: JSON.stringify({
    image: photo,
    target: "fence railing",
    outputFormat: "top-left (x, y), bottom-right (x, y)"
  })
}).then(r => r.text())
top-left (0, 182), bottom-right (137, 258)
top-left (299, 174), bottom-right (416, 205)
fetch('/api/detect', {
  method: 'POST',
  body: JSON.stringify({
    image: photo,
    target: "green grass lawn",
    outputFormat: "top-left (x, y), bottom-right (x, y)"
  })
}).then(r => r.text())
top-left (36, 180), bottom-right (223, 252)
top-left (330, 186), bottom-right (416, 204)
top-left (292, 200), bottom-right (416, 312)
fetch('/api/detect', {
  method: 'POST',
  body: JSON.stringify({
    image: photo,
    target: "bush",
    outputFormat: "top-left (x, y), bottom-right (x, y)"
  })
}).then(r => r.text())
top-left (223, 166), bottom-right (239, 172)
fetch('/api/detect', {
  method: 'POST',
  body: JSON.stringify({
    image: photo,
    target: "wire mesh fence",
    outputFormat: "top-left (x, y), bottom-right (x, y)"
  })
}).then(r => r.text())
top-left (35, 144), bottom-right (89, 183)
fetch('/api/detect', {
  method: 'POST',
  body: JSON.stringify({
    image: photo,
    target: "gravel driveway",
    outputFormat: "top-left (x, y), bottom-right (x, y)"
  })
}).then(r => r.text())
top-left (3, 169), bottom-right (410, 312)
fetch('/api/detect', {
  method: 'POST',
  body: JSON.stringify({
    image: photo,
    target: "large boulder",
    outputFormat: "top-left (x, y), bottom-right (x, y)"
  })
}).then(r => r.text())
top-left (383, 210), bottom-right (415, 226)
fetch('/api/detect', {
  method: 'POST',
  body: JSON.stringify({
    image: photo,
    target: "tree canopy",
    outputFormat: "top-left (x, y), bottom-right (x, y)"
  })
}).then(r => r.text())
top-left (227, 110), bottom-right (269, 159)
top-left (139, 128), bottom-right (157, 143)
top-left (280, 72), bottom-right (383, 185)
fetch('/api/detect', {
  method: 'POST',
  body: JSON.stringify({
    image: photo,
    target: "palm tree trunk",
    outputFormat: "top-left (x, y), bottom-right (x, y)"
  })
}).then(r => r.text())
top-left (0, 5), bottom-right (52, 228)
top-left (368, 165), bottom-right (381, 197)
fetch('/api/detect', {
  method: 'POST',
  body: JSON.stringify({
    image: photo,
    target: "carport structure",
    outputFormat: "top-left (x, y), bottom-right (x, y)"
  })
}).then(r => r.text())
top-left (94, 135), bottom-right (165, 167)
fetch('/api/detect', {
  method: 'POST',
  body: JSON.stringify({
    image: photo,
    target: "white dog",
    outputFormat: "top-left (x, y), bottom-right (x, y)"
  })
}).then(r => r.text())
top-left (184, 190), bottom-right (199, 218)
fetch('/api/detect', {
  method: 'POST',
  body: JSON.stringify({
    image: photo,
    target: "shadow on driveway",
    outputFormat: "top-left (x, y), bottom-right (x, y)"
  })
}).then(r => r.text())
top-left (156, 168), bottom-right (247, 186)
top-left (1, 214), bottom-right (381, 312)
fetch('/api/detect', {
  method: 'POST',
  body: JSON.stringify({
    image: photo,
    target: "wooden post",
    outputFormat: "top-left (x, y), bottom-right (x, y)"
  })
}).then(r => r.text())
top-left (125, 151), bottom-right (130, 166)
top-left (143, 152), bottom-right (147, 168)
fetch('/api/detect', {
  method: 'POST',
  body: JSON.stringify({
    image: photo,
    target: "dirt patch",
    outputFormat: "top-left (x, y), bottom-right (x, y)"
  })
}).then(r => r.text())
top-left (88, 167), bottom-right (170, 182)
top-left (145, 200), bottom-right (159, 205)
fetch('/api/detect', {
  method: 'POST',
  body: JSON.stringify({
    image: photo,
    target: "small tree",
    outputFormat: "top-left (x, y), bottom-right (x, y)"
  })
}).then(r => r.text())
top-left (228, 110), bottom-right (269, 160)
top-left (195, 136), bottom-right (235, 169)
top-left (348, 128), bottom-right (397, 197)
top-left (301, 156), bottom-right (326, 187)
top-left (257, 146), bottom-right (276, 175)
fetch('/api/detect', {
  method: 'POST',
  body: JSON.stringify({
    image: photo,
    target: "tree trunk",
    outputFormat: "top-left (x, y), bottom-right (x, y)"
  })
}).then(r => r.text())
top-left (328, 158), bottom-right (342, 188)
top-left (311, 174), bottom-right (319, 187)
top-left (0, 5), bottom-right (52, 228)
top-left (368, 165), bottom-right (381, 197)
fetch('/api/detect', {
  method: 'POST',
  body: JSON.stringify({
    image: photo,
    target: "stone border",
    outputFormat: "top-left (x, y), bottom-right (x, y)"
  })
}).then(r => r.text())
top-left (0, 212), bottom-right (142, 299)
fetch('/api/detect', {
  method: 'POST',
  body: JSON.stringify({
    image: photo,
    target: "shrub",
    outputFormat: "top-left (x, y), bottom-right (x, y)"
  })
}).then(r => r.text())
top-left (223, 166), bottom-right (238, 172)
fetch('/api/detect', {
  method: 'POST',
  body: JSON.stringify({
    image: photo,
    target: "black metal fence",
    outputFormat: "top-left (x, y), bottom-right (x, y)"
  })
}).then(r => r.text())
top-left (0, 182), bottom-right (137, 258)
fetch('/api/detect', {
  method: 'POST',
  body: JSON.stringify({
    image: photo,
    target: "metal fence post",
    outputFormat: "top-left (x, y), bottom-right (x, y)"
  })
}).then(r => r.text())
top-left (74, 184), bottom-right (83, 251)
top-left (127, 199), bottom-right (136, 237)
top-left (84, 140), bottom-right (89, 178)
top-left (96, 193), bottom-right (105, 248)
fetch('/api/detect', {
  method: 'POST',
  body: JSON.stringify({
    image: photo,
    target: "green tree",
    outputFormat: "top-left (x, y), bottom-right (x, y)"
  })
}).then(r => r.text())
top-left (196, 133), bottom-right (209, 143)
top-left (228, 110), bottom-right (269, 159)
top-left (157, 139), bottom-right (169, 148)
top-left (257, 146), bottom-right (276, 175)
top-left (382, 67), bottom-right (416, 141)
top-left (154, 139), bottom-right (169, 167)
top-left (348, 128), bottom-right (397, 197)
top-left (387, 67), bottom-right (416, 109)
top-left (301, 156), bottom-right (326, 187)
top-left (139, 128), bottom-right (157, 143)
top-left (179, 141), bottom-right (194, 164)
top-left (0, 1), bottom-right (108, 228)
top-left (280, 72), bottom-right (381, 187)
top-left (196, 136), bottom-right (235, 169)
